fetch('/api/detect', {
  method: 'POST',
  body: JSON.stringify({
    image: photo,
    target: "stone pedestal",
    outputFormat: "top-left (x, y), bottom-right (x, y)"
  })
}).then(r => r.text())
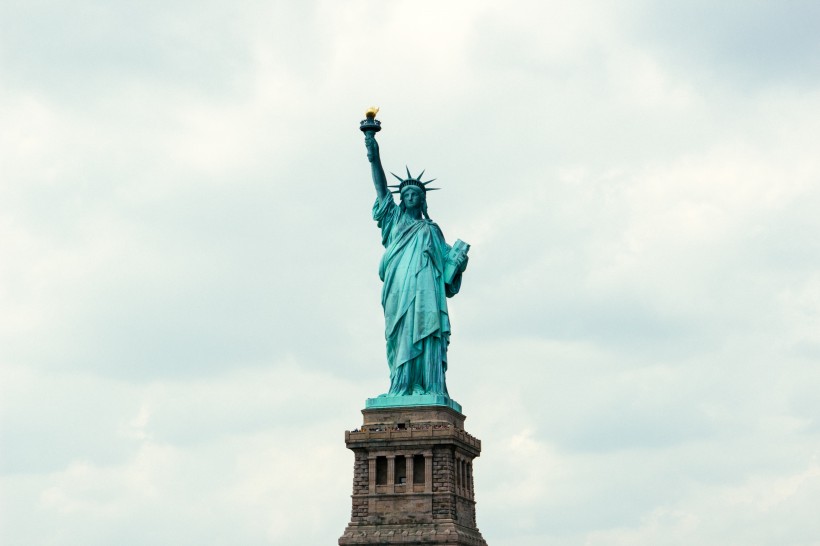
top-left (338, 405), bottom-right (488, 545)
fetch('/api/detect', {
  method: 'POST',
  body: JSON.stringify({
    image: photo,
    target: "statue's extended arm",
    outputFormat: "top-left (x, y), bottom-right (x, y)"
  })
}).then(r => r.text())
top-left (364, 132), bottom-right (388, 200)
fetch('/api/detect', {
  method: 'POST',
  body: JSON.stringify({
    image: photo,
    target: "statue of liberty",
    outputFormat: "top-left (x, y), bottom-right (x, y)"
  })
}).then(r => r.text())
top-left (361, 109), bottom-right (469, 407)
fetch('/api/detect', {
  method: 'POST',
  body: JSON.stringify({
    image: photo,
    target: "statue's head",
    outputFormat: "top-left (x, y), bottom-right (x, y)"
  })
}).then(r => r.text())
top-left (389, 167), bottom-right (440, 220)
top-left (400, 185), bottom-right (425, 212)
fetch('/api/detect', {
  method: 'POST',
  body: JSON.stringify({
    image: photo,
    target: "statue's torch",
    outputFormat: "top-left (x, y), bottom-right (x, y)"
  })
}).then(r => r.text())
top-left (360, 106), bottom-right (381, 133)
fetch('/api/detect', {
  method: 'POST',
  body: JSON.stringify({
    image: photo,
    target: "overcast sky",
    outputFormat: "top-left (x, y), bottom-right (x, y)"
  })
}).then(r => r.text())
top-left (2, 1), bottom-right (819, 545)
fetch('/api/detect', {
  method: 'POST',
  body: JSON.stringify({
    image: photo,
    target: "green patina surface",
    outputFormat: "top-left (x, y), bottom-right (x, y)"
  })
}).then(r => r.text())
top-left (365, 394), bottom-right (462, 413)
top-left (361, 112), bottom-right (469, 410)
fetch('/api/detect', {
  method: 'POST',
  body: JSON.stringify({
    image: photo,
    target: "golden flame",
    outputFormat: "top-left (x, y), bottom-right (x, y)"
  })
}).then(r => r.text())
top-left (365, 106), bottom-right (379, 119)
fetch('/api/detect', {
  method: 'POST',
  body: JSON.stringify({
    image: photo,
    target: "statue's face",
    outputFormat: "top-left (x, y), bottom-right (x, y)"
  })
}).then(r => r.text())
top-left (401, 187), bottom-right (424, 210)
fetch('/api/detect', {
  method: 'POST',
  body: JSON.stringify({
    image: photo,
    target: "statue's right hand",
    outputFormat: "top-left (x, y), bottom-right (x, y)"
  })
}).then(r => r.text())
top-left (364, 132), bottom-right (379, 162)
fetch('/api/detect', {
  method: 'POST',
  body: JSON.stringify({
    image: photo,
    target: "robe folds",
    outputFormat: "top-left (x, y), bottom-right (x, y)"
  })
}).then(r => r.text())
top-left (373, 195), bottom-right (462, 396)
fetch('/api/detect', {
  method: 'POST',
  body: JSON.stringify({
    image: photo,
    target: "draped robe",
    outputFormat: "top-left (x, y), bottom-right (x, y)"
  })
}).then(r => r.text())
top-left (373, 195), bottom-right (462, 396)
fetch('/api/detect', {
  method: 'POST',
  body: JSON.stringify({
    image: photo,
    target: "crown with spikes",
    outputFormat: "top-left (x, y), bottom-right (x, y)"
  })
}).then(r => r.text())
top-left (388, 166), bottom-right (440, 194)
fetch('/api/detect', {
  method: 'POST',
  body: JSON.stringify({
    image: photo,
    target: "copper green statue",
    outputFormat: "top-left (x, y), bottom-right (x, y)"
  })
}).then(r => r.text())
top-left (360, 108), bottom-right (469, 410)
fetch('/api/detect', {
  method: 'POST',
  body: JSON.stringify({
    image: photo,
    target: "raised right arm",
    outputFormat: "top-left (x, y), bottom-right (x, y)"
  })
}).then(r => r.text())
top-left (364, 131), bottom-right (388, 200)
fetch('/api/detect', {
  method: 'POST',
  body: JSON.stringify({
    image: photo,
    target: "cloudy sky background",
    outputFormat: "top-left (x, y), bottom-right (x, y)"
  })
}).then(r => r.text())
top-left (2, 1), bottom-right (819, 544)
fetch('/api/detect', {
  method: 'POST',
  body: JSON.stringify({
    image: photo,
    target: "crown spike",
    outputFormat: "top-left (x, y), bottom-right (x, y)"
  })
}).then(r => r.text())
top-left (388, 169), bottom-right (444, 195)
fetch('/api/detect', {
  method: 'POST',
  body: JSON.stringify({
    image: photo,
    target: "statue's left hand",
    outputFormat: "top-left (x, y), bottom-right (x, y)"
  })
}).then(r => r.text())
top-left (457, 255), bottom-right (469, 273)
